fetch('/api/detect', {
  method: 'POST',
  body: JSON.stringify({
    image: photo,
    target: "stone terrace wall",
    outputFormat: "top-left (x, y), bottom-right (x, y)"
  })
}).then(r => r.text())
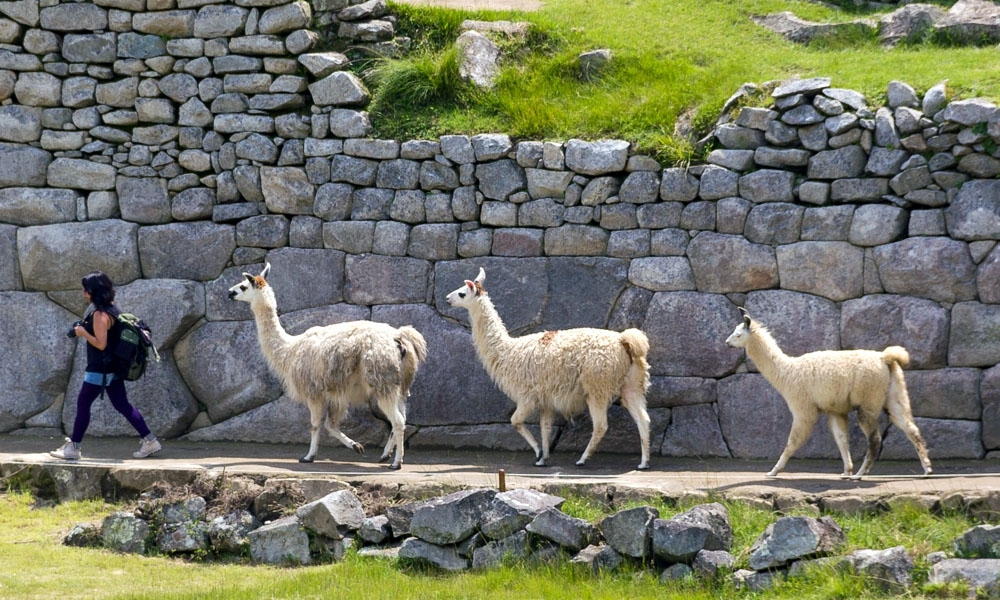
top-left (2, 0), bottom-right (1000, 466)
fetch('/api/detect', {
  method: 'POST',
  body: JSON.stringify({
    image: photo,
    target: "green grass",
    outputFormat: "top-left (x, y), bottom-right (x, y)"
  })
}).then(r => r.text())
top-left (363, 0), bottom-right (1000, 163)
top-left (0, 489), bottom-right (981, 600)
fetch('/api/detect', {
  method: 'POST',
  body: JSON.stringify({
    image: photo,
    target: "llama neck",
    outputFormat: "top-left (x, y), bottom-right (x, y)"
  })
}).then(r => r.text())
top-left (466, 294), bottom-right (516, 374)
top-left (250, 291), bottom-right (294, 370)
top-left (745, 326), bottom-right (793, 387)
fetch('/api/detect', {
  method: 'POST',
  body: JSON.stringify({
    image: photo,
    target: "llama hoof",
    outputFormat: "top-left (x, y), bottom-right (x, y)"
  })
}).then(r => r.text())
top-left (386, 463), bottom-right (401, 471)
top-left (352, 443), bottom-right (365, 456)
top-left (765, 470), bottom-right (778, 478)
top-left (377, 454), bottom-right (390, 463)
top-left (923, 469), bottom-right (933, 478)
top-left (850, 474), bottom-right (864, 481)
top-left (299, 456), bottom-right (314, 463)
top-left (636, 464), bottom-right (650, 471)
top-left (533, 459), bottom-right (548, 467)
top-left (574, 460), bottom-right (587, 468)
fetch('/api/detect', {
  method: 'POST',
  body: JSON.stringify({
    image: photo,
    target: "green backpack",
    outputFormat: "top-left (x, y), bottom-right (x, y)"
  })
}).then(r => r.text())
top-left (111, 313), bottom-right (160, 381)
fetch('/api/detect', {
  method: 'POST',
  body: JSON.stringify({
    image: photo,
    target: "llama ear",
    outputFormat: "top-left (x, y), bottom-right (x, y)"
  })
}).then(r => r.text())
top-left (260, 262), bottom-right (270, 280)
top-left (464, 280), bottom-right (475, 292)
top-left (243, 273), bottom-right (254, 283)
top-left (475, 267), bottom-right (486, 285)
top-left (739, 307), bottom-right (751, 327)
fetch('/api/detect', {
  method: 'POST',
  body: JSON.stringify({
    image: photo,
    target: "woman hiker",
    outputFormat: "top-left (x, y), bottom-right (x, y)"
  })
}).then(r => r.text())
top-left (49, 271), bottom-right (162, 461)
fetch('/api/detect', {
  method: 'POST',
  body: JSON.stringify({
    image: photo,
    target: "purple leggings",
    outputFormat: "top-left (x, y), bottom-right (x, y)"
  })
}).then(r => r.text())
top-left (70, 378), bottom-right (151, 443)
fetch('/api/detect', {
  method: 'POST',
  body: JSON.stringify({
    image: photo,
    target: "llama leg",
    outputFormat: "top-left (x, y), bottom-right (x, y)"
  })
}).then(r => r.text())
top-left (852, 407), bottom-right (882, 480)
top-left (768, 410), bottom-right (818, 477)
top-left (376, 394), bottom-right (406, 470)
top-left (886, 386), bottom-right (933, 476)
top-left (539, 408), bottom-right (554, 467)
top-left (620, 391), bottom-right (651, 471)
top-left (300, 401), bottom-right (328, 463)
top-left (826, 414), bottom-right (853, 478)
top-left (576, 400), bottom-right (609, 467)
top-left (510, 402), bottom-right (543, 466)
top-left (323, 402), bottom-right (365, 456)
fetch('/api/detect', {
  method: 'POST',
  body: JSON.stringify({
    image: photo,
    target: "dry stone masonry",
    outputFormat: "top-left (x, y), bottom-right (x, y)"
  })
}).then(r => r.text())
top-left (51, 473), bottom-right (1000, 595)
top-left (2, 0), bottom-right (1000, 467)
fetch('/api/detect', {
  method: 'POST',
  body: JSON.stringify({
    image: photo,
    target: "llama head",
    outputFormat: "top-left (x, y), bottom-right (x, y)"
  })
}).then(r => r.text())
top-left (228, 262), bottom-right (271, 302)
top-left (725, 308), bottom-right (753, 348)
top-left (445, 267), bottom-right (486, 309)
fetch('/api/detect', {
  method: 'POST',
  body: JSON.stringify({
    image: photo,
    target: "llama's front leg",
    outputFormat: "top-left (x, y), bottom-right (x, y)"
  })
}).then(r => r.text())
top-left (324, 403), bottom-right (365, 456)
top-left (768, 411), bottom-right (818, 477)
top-left (576, 401), bottom-right (609, 467)
top-left (376, 395), bottom-right (406, 469)
top-left (510, 402), bottom-right (543, 466)
top-left (826, 414), bottom-right (853, 478)
top-left (300, 401), bottom-right (327, 463)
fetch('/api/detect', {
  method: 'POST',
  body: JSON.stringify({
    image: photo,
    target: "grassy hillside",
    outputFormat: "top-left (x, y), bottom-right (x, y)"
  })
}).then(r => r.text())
top-left (365, 0), bottom-right (1000, 164)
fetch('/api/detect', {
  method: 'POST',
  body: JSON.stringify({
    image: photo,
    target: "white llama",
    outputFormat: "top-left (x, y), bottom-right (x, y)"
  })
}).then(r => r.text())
top-left (725, 308), bottom-right (932, 479)
top-left (228, 263), bottom-right (428, 469)
top-left (446, 267), bottom-right (652, 470)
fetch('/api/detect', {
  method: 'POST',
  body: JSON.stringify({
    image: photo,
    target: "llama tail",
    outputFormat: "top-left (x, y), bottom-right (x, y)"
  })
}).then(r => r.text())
top-left (620, 328), bottom-right (650, 360)
top-left (621, 328), bottom-right (651, 393)
top-left (396, 326), bottom-right (428, 366)
top-left (883, 345), bottom-right (910, 369)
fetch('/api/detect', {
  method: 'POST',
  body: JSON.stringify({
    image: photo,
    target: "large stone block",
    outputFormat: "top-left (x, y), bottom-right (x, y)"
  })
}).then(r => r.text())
top-left (263, 248), bottom-right (344, 312)
top-left (881, 417), bottom-right (984, 460)
top-left (661, 403), bottom-right (730, 458)
top-left (115, 278), bottom-right (206, 351)
top-left (0, 292), bottom-right (76, 432)
top-left (17, 220), bottom-right (140, 291)
top-left (0, 105), bottom-right (41, 142)
top-left (644, 291), bottom-right (744, 377)
top-left (47, 158), bottom-right (115, 191)
top-left (434, 258), bottom-right (547, 332)
top-left (743, 290), bottom-right (841, 358)
top-left (0, 225), bottom-right (19, 291)
top-left (260, 166), bottom-right (314, 215)
top-left (373, 302), bottom-right (514, 426)
top-left (946, 179), bottom-right (1000, 241)
top-left (906, 368), bottom-right (981, 420)
top-left (0, 187), bottom-right (77, 226)
top-left (175, 319), bottom-right (282, 422)
top-left (193, 4), bottom-right (248, 37)
top-left (476, 159), bottom-right (525, 201)
top-left (687, 232), bottom-right (778, 294)
top-left (344, 255), bottom-right (429, 305)
top-left (744, 203), bottom-right (803, 245)
top-left (872, 237), bottom-right (977, 303)
top-left (949, 302), bottom-right (1000, 367)
top-left (118, 177), bottom-right (171, 224)
top-left (40, 3), bottom-right (107, 31)
top-left (138, 222), bottom-right (235, 281)
top-left (0, 143), bottom-right (50, 187)
top-left (841, 295), bottom-right (949, 369)
top-left (564, 139), bottom-right (629, 176)
top-left (776, 241), bottom-right (864, 302)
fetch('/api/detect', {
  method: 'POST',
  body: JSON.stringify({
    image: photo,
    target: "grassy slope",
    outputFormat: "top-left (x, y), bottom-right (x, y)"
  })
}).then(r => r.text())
top-left (375, 0), bottom-right (1000, 162)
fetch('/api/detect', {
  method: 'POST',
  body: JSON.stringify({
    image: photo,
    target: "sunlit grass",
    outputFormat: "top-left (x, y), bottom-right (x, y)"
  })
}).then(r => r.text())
top-left (367, 0), bottom-right (1000, 163)
top-left (0, 489), bottom-right (982, 599)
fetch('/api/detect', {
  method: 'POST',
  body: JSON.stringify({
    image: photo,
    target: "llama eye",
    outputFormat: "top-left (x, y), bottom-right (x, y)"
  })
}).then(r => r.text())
top-left (458, 292), bottom-right (465, 298)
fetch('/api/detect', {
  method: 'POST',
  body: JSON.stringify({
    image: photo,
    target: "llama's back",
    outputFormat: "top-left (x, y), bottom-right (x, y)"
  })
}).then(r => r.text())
top-left (287, 321), bottom-right (411, 400)
top-left (486, 327), bottom-right (643, 416)
top-left (774, 348), bottom-right (894, 413)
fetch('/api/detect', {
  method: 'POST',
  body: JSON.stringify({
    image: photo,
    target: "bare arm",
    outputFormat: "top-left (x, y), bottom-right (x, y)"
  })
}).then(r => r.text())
top-left (75, 311), bottom-right (112, 351)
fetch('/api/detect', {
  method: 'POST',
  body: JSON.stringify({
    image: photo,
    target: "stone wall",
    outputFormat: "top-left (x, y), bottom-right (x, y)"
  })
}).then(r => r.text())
top-left (2, 0), bottom-right (1000, 465)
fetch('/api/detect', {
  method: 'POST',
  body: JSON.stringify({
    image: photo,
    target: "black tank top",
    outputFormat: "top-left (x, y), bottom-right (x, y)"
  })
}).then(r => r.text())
top-left (84, 306), bottom-right (121, 374)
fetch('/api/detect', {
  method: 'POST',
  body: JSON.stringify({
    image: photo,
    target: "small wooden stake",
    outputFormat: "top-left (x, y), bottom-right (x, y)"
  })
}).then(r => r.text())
top-left (498, 468), bottom-right (506, 492)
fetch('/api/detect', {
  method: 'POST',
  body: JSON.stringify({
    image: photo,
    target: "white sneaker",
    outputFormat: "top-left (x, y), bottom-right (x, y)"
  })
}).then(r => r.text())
top-left (49, 439), bottom-right (81, 460)
top-left (133, 438), bottom-right (162, 459)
